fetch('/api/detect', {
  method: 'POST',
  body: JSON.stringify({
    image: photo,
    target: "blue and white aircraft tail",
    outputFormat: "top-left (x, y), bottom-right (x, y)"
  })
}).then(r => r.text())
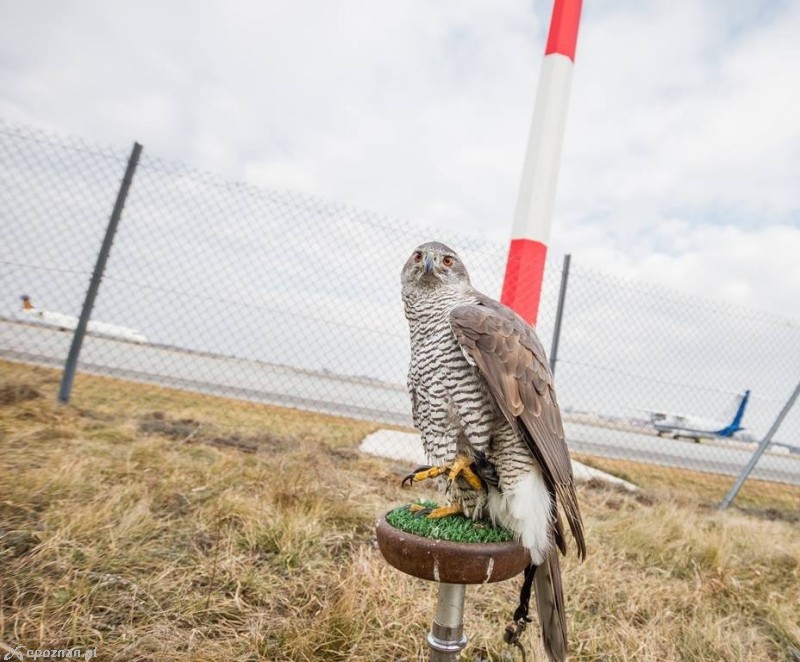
top-left (649, 390), bottom-right (750, 442)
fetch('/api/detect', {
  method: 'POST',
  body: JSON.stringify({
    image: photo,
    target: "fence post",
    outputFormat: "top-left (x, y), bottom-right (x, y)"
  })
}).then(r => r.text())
top-left (719, 379), bottom-right (800, 509)
top-left (58, 142), bottom-right (143, 404)
top-left (549, 253), bottom-right (571, 376)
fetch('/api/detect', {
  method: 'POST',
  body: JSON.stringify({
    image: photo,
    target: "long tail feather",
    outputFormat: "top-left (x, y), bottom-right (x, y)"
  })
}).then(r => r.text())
top-left (534, 550), bottom-right (567, 662)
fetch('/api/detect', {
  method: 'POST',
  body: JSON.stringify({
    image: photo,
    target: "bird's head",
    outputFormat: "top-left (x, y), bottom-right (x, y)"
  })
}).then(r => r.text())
top-left (401, 241), bottom-right (471, 292)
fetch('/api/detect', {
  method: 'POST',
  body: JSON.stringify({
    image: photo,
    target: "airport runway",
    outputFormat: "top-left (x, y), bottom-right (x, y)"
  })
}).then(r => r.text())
top-left (2, 320), bottom-right (798, 485)
top-left (563, 422), bottom-right (798, 485)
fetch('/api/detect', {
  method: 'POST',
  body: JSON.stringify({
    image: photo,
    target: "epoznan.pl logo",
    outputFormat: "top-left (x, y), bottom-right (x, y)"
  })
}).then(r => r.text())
top-left (2, 645), bottom-right (97, 661)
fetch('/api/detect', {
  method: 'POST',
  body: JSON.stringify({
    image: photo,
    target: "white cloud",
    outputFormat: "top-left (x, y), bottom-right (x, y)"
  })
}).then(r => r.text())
top-left (1, 0), bottom-right (799, 409)
top-left (562, 223), bottom-right (800, 314)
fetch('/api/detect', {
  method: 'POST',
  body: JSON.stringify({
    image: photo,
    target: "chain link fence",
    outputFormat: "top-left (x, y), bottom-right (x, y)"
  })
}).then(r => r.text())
top-left (2, 120), bottom-right (799, 489)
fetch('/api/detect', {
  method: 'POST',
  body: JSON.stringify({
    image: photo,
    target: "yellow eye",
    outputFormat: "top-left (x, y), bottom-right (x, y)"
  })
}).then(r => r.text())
top-left (413, 251), bottom-right (422, 262)
top-left (442, 256), bottom-right (453, 267)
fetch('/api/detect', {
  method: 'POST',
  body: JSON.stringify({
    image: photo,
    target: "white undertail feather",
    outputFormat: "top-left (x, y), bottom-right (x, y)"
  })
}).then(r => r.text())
top-left (488, 468), bottom-right (553, 566)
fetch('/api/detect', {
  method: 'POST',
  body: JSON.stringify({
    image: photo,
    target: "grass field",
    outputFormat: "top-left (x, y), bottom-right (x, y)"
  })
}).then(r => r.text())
top-left (1, 360), bottom-right (798, 661)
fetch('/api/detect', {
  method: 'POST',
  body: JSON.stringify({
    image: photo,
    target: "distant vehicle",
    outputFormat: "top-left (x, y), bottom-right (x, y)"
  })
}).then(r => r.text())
top-left (18, 294), bottom-right (148, 343)
top-left (647, 390), bottom-right (750, 442)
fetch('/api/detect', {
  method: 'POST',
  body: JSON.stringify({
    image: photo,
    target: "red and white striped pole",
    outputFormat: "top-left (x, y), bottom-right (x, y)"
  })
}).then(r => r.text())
top-left (500, 0), bottom-right (582, 326)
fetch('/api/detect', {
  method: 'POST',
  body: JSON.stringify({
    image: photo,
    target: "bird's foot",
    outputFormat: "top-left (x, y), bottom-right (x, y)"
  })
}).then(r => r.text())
top-left (400, 454), bottom-right (483, 490)
top-left (446, 454), bottom-right (483, 490)
top-left (401, 465), bottom-right (440, 487)
top-left (407, 502), bottom-right (463, 519)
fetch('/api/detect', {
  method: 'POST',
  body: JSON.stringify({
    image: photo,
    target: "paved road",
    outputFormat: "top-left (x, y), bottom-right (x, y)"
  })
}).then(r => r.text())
top-left (2, 320), bottom-right (798, 485)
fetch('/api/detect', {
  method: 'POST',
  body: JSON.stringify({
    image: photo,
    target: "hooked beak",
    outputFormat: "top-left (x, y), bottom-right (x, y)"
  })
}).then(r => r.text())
top-left (423, 254), bottom-right (435, 274)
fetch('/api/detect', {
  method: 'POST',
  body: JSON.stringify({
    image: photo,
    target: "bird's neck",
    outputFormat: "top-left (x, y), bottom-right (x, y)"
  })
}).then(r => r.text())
top-left (403, 284), bottom-right (475, 335)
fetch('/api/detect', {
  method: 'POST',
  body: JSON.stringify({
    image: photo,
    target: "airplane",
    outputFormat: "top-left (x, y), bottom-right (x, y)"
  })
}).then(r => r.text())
top-left (648, 390), bottom-right (751, 442)
top-left (18, 294), bottom-right (148, 343)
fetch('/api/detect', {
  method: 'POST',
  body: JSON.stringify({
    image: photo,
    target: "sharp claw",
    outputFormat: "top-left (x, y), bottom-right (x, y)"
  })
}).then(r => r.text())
top-left (401, 465), bottom-right (433, 488)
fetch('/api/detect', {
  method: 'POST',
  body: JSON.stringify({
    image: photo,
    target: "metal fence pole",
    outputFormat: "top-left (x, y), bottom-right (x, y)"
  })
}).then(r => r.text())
top-left (549, 253), bottom-right (571, 376)
top-left (58, 142), bottom-right (143, 404)
top-left (719, 379), bottom-right (800, 509)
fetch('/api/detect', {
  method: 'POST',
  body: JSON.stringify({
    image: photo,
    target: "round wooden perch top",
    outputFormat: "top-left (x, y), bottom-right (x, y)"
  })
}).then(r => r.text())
top-left (376, 514), bottom-right (529, 585)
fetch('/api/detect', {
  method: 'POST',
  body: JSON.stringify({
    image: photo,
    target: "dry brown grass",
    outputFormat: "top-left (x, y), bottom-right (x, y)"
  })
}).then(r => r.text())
top-left (1, 360), bottom-right (798, 661)
top-left (573, 454), bottom-right (800, 519)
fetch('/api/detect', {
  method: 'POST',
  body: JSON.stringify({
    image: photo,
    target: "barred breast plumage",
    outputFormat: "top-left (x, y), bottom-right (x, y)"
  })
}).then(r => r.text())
top-left (404, 284), bottom-right (495, 516)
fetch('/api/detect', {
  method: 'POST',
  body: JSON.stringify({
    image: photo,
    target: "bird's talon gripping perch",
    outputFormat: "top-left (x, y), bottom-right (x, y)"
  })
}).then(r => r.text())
top-left (411, 507), bottom-right (433, 518)
top-left (401, 456), bottom-right (483, 491)
top-left (404, 502), bottom-right (461, 519)
top-left (447, 454), bottom-right (484, 490)
top-left (424, 503), bottom-right (463, 519)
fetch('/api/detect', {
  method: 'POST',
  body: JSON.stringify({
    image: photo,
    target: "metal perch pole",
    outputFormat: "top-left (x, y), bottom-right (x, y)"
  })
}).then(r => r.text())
top-left (375, 515), bottom-right (528, 662)
top-left (428, 583), bottom-right (468, 661)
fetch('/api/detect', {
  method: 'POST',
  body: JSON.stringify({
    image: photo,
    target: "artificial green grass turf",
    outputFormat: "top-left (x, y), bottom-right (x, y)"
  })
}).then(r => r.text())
top-left (386, 502), bottom-right (514, 543)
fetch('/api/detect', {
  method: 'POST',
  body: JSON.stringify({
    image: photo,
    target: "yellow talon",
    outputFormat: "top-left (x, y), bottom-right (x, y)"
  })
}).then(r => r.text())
top-left (448, 454), bottom-right (483, 490)
top-left (412, 466), bottom-right (449, 482)
top-left (426, 504), bottom-right (463, 519)
top-left (401, 455), bottom-right (484, 491)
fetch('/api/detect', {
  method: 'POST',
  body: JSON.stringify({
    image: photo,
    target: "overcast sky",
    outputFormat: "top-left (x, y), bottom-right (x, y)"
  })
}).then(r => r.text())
top-left (1, 0), bottom-right (799, 321)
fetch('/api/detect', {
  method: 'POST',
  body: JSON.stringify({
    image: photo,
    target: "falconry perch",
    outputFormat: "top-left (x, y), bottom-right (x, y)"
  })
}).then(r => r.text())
top-left (401, 242), bottom-right (585, 662)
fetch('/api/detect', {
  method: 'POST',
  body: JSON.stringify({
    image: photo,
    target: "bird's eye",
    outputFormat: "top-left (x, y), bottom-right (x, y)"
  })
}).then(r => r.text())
top-left (442, 256), bottom-right (454, 267)
top-left (413, 252), bottom-right (422, 262)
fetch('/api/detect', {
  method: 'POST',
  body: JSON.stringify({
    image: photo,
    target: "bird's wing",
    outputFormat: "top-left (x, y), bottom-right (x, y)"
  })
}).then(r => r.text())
top-left (449, 297), bottom-right (585, 560)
